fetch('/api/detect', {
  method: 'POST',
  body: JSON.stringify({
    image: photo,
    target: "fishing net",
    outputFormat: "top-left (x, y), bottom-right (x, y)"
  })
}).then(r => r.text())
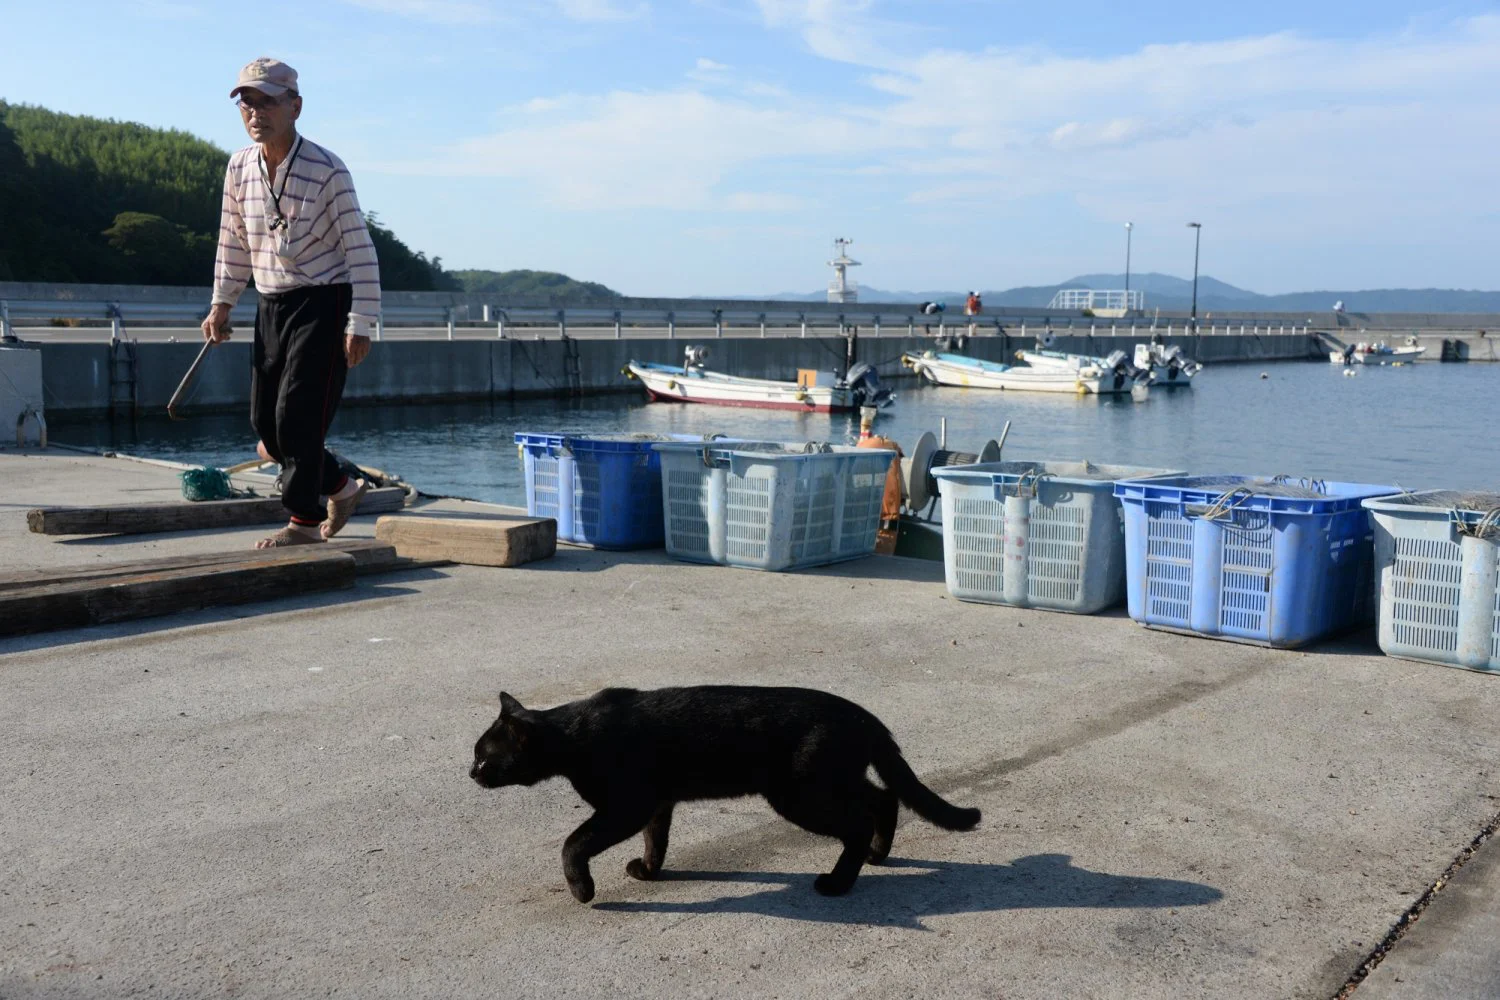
top-left (1183, 476), bottom-right (1332, 499)
top-left (179, 466), bottom-right (257, 502)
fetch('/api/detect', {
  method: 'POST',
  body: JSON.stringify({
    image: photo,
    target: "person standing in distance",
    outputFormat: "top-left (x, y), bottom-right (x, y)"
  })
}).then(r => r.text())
top-left (201, 57), bottom-right (380, 548)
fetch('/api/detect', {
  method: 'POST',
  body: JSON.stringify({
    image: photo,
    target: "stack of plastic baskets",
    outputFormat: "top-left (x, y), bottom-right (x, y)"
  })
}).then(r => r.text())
top-left (1361, 490), bottom-right (1500, 673)
top-left (653, 441), bottom-right (896, 571)
top-left (1114, 475), bottom-right (1397, 647)
top-left (516, 432), bottom-right (709, 549)
top-left (931, 460), bottom-right (1183, 614)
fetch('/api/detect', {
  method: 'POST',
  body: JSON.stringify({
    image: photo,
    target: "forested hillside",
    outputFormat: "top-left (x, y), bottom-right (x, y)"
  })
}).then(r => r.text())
top-left (0, 101), bottom-right (454, 290)
top-left (448, 268), bottom-right (619, 302)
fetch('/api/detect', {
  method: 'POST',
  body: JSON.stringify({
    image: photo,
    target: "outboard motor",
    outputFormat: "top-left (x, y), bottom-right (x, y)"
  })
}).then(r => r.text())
top-left (1101, 349), bottom-right (1147, 390)
top-left (1160, 344), bottom-right (1203, 380)
top-left (843, 361), bottom-right (894, 408)
top-left (684, 345), bottom-right (709, 368)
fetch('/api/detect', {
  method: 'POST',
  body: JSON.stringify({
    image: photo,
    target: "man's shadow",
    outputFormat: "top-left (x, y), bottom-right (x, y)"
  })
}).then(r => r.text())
top-left (593, 853), bottom-right (1223, 929)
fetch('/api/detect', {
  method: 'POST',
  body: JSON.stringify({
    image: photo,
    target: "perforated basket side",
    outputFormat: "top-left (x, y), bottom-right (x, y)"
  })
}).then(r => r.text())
top-left (725, 467), bottom-right (775, 567)
top-left (530, 452), bottom-right (562, 522)
top-left (1142, 500), bottom-right (1192, 627)
top-left (1388, 532), bottom-right (1463, 656)
top-left (838, 465), bottom-right (886, 559)
top-left (663, 455), bottom-right (712, 562)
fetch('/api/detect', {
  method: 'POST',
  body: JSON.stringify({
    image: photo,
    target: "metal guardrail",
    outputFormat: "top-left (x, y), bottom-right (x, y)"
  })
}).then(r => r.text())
top-left (0, 297), bottom-right (1314, 343)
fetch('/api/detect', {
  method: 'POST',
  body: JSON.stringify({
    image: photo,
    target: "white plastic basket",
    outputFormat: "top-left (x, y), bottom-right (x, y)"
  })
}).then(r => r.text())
top-left (933, 460), bottom-right (1183, 614)
top-left (1362, 491), bottom-right (1500, 673)
top-left (654, 442), bottom-right (896, 571)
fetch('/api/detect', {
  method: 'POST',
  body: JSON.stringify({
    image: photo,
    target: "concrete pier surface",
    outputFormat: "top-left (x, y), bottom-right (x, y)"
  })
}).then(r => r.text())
top-left (3, 449), bottom-right (1499, 999)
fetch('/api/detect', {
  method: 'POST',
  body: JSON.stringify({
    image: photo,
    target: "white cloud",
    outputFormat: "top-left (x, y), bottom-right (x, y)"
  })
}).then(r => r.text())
top-left (374, 11), bottom-right (1500, 263)
top-left (723, 192), bottom-right (807, 212)
top-left (374, 88), bottom-right (916, 210)
top-left (556, 0), bottom-right (647, 21)
top-left (342, 0), bottom-right (496, 23)
top-left (135, 0), bottom-right (203, 19)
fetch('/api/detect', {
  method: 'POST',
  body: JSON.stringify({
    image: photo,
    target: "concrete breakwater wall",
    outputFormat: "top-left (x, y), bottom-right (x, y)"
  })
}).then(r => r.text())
top-left (37, 331), bottom-right (1314, 416)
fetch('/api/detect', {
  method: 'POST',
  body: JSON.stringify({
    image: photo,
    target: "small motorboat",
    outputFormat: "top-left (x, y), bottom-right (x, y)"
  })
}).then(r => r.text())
top-left (901, 350), bottom-right (1130, 394)
top-left (625, 346), bottom-right (892, 413)
top-left (1329, 337), bottom-right (1427, 365)
top-left (1017, 348), bottom-right (1152, 385)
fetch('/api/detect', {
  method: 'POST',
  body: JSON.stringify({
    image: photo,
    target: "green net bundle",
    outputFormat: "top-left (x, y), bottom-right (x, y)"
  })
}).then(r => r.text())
top-left (179, 466), bottom-right (234, 502)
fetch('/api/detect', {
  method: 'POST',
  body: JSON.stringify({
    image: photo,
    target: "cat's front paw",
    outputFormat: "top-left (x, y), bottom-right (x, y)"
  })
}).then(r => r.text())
top-left (813, 873), bottom-right (855, 896)
top-left (566, 876), bottom-right (596, 903)
top-left (625, 858), bottom-right (658, 881)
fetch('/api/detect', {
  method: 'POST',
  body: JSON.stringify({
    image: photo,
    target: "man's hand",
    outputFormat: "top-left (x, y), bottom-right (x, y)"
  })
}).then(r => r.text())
top-left (201, 303), bottom-right (232, 343)
top-left (345, 334), bottom-right (371, 367)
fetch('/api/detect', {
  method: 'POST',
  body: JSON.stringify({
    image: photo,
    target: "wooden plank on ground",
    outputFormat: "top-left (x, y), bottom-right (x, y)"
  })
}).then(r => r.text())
top-left (0, 540), bottom-right (399, 593)
top-left (26, 487), bottom-right (406, 536)
top-left (0, 550), bottom-right (358, 638)
top-left (374, 514), bottom-right (556, 568)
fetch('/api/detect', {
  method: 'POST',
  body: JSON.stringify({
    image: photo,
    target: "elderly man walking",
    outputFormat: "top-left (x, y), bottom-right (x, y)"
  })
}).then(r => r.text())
top-left (201, 57), bottom-right (380, 549)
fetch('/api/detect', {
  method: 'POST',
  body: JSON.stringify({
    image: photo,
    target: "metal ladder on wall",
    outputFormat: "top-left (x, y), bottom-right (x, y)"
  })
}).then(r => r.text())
top-left (106, 304), bottom-right (138, 419)
top-left (562, 334), bottom-right (582, 396)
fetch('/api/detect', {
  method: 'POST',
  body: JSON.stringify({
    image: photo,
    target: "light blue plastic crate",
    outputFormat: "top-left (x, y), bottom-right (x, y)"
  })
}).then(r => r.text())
top-left (517, 432), bottom-right (716, 549)
top-left (1114, 475), bottom-right (1398, 648)
top-left (654, 442), bottom-right (896, 571)
top-left (932, 460), bottom-right (1183, 614)
top-left (1362, 491), bottom-right (1500, 674)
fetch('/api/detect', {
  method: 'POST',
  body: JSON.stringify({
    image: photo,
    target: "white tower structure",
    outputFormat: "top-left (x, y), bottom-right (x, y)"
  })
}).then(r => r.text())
top-left (827, 238), bottom-right (860, 303)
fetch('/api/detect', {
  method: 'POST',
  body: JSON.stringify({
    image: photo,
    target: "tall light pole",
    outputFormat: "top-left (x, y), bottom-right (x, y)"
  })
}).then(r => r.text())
top-left (1186, 222), bottom-right (1202, 331)
top-left (1123, 222), bottom-right (1134, 313)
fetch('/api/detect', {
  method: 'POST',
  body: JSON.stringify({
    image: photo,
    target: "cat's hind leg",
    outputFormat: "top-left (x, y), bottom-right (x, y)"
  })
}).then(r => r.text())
top-left (562, 807), bottom-right (653, 903)
top-left (626, 802), bottom-right (674, 881)
top-left (865, 780), bottom-right (900, 865)
top-left (766, 787), bottom-right (875, 897)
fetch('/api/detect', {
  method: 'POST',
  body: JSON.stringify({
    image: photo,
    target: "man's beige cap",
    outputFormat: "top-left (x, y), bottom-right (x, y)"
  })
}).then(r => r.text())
top-left (230, 58), bottom-right (299, 99)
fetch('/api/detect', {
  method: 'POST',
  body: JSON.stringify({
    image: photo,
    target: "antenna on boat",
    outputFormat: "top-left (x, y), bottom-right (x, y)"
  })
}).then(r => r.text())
top-left (827, 238), bottom-right (860, 304)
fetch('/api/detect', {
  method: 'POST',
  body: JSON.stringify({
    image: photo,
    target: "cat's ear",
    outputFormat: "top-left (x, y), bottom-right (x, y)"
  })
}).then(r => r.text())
top-left (499, 692), bottom-right (526, 718)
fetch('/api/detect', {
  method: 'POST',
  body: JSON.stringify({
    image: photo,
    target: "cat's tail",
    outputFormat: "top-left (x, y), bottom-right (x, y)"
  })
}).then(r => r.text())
top-left (871, 736), bottom-right (981, 831)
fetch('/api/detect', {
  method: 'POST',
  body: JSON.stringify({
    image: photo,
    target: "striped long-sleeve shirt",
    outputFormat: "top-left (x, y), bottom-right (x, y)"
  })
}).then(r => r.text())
top-left (211, 136), bottom-right (381, 336)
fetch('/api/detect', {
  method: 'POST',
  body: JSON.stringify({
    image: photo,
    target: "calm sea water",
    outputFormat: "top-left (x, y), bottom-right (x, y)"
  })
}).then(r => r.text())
top-left (50, 360), bottom-right (1500, 503)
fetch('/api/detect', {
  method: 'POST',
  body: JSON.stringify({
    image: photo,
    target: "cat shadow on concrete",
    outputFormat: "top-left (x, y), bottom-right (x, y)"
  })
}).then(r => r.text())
top-left (592, 853), bottom-right (1223, 929)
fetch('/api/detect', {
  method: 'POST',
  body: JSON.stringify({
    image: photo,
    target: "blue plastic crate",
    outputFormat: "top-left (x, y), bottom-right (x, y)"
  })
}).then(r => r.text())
top-left (1114, 475), bottom-right (1397, 647)
top-left (517, 433), bottom-right (710, 549)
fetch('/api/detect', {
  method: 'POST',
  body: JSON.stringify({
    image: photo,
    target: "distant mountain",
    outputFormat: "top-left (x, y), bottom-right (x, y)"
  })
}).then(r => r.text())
top-left (745, 273), bottom-right (1500, 313)
top-left (448, 269), bottom-right (621, 304)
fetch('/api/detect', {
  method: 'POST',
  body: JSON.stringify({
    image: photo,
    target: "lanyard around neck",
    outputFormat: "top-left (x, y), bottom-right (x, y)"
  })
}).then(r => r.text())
top-left (261, 136), bottom-right (303, 230)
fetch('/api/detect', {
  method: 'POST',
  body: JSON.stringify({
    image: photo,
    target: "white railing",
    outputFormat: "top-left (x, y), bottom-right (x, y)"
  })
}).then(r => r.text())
top-left (1047, 289), bottom-right (1145, 312)
top-left (0, 297), bottom-right (1314, 343)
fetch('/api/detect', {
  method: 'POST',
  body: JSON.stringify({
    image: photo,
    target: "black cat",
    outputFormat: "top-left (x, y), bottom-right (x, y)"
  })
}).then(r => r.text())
top-left (470, 685), bottom-right (981, 902)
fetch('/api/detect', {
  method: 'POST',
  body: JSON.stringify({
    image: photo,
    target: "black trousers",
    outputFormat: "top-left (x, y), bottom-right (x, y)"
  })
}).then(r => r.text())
top-left (251, 283), bottom-right (352, 524)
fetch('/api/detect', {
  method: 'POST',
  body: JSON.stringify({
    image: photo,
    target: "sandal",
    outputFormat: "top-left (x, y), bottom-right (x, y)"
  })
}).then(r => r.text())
top-left (321, 479), bottom-right (369, 539)
top-left (255, 526), bottom-right (326, 549)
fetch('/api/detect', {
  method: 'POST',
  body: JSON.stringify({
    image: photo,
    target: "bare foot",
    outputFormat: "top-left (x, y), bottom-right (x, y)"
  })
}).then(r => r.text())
top-left (322, 480), bottom-right (368, 539)
top-left (255, 526), bottom-right (325, 549)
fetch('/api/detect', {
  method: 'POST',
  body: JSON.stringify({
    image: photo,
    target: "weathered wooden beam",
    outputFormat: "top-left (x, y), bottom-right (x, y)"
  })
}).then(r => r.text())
top-left (374, 514), bottom-right (556, 568)
top-left (26, 487), bottom-right (406, 536)
top-left (0, 540), bottom-right (400, 593)
top-left (0, 550), bottom-right (358, 638)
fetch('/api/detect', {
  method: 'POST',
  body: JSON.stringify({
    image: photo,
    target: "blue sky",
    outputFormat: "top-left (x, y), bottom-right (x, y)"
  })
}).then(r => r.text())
top-left (2, 1), bottom-right (1497, 296)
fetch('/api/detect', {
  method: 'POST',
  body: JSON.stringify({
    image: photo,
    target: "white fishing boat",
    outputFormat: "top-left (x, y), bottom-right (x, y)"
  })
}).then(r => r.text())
top-left (1017, 347), bottom-right (1153, 386)
top-left (625, 347), bottom-right (892, 413)
top-left (1133, 342), bottom-right (1202, 386)
top-left (901, 350), bottom-right (1122, 394)
top-left (1329, 339), bottom-right (1427, 365)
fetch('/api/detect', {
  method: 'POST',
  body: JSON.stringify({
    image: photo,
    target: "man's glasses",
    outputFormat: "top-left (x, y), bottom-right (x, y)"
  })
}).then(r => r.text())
top-left (236, 96), bottom-right (289, 116)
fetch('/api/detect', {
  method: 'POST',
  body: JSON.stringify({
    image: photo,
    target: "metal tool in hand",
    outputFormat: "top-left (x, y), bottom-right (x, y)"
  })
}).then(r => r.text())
top-left (167, 337), bottom-right (220, 420)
